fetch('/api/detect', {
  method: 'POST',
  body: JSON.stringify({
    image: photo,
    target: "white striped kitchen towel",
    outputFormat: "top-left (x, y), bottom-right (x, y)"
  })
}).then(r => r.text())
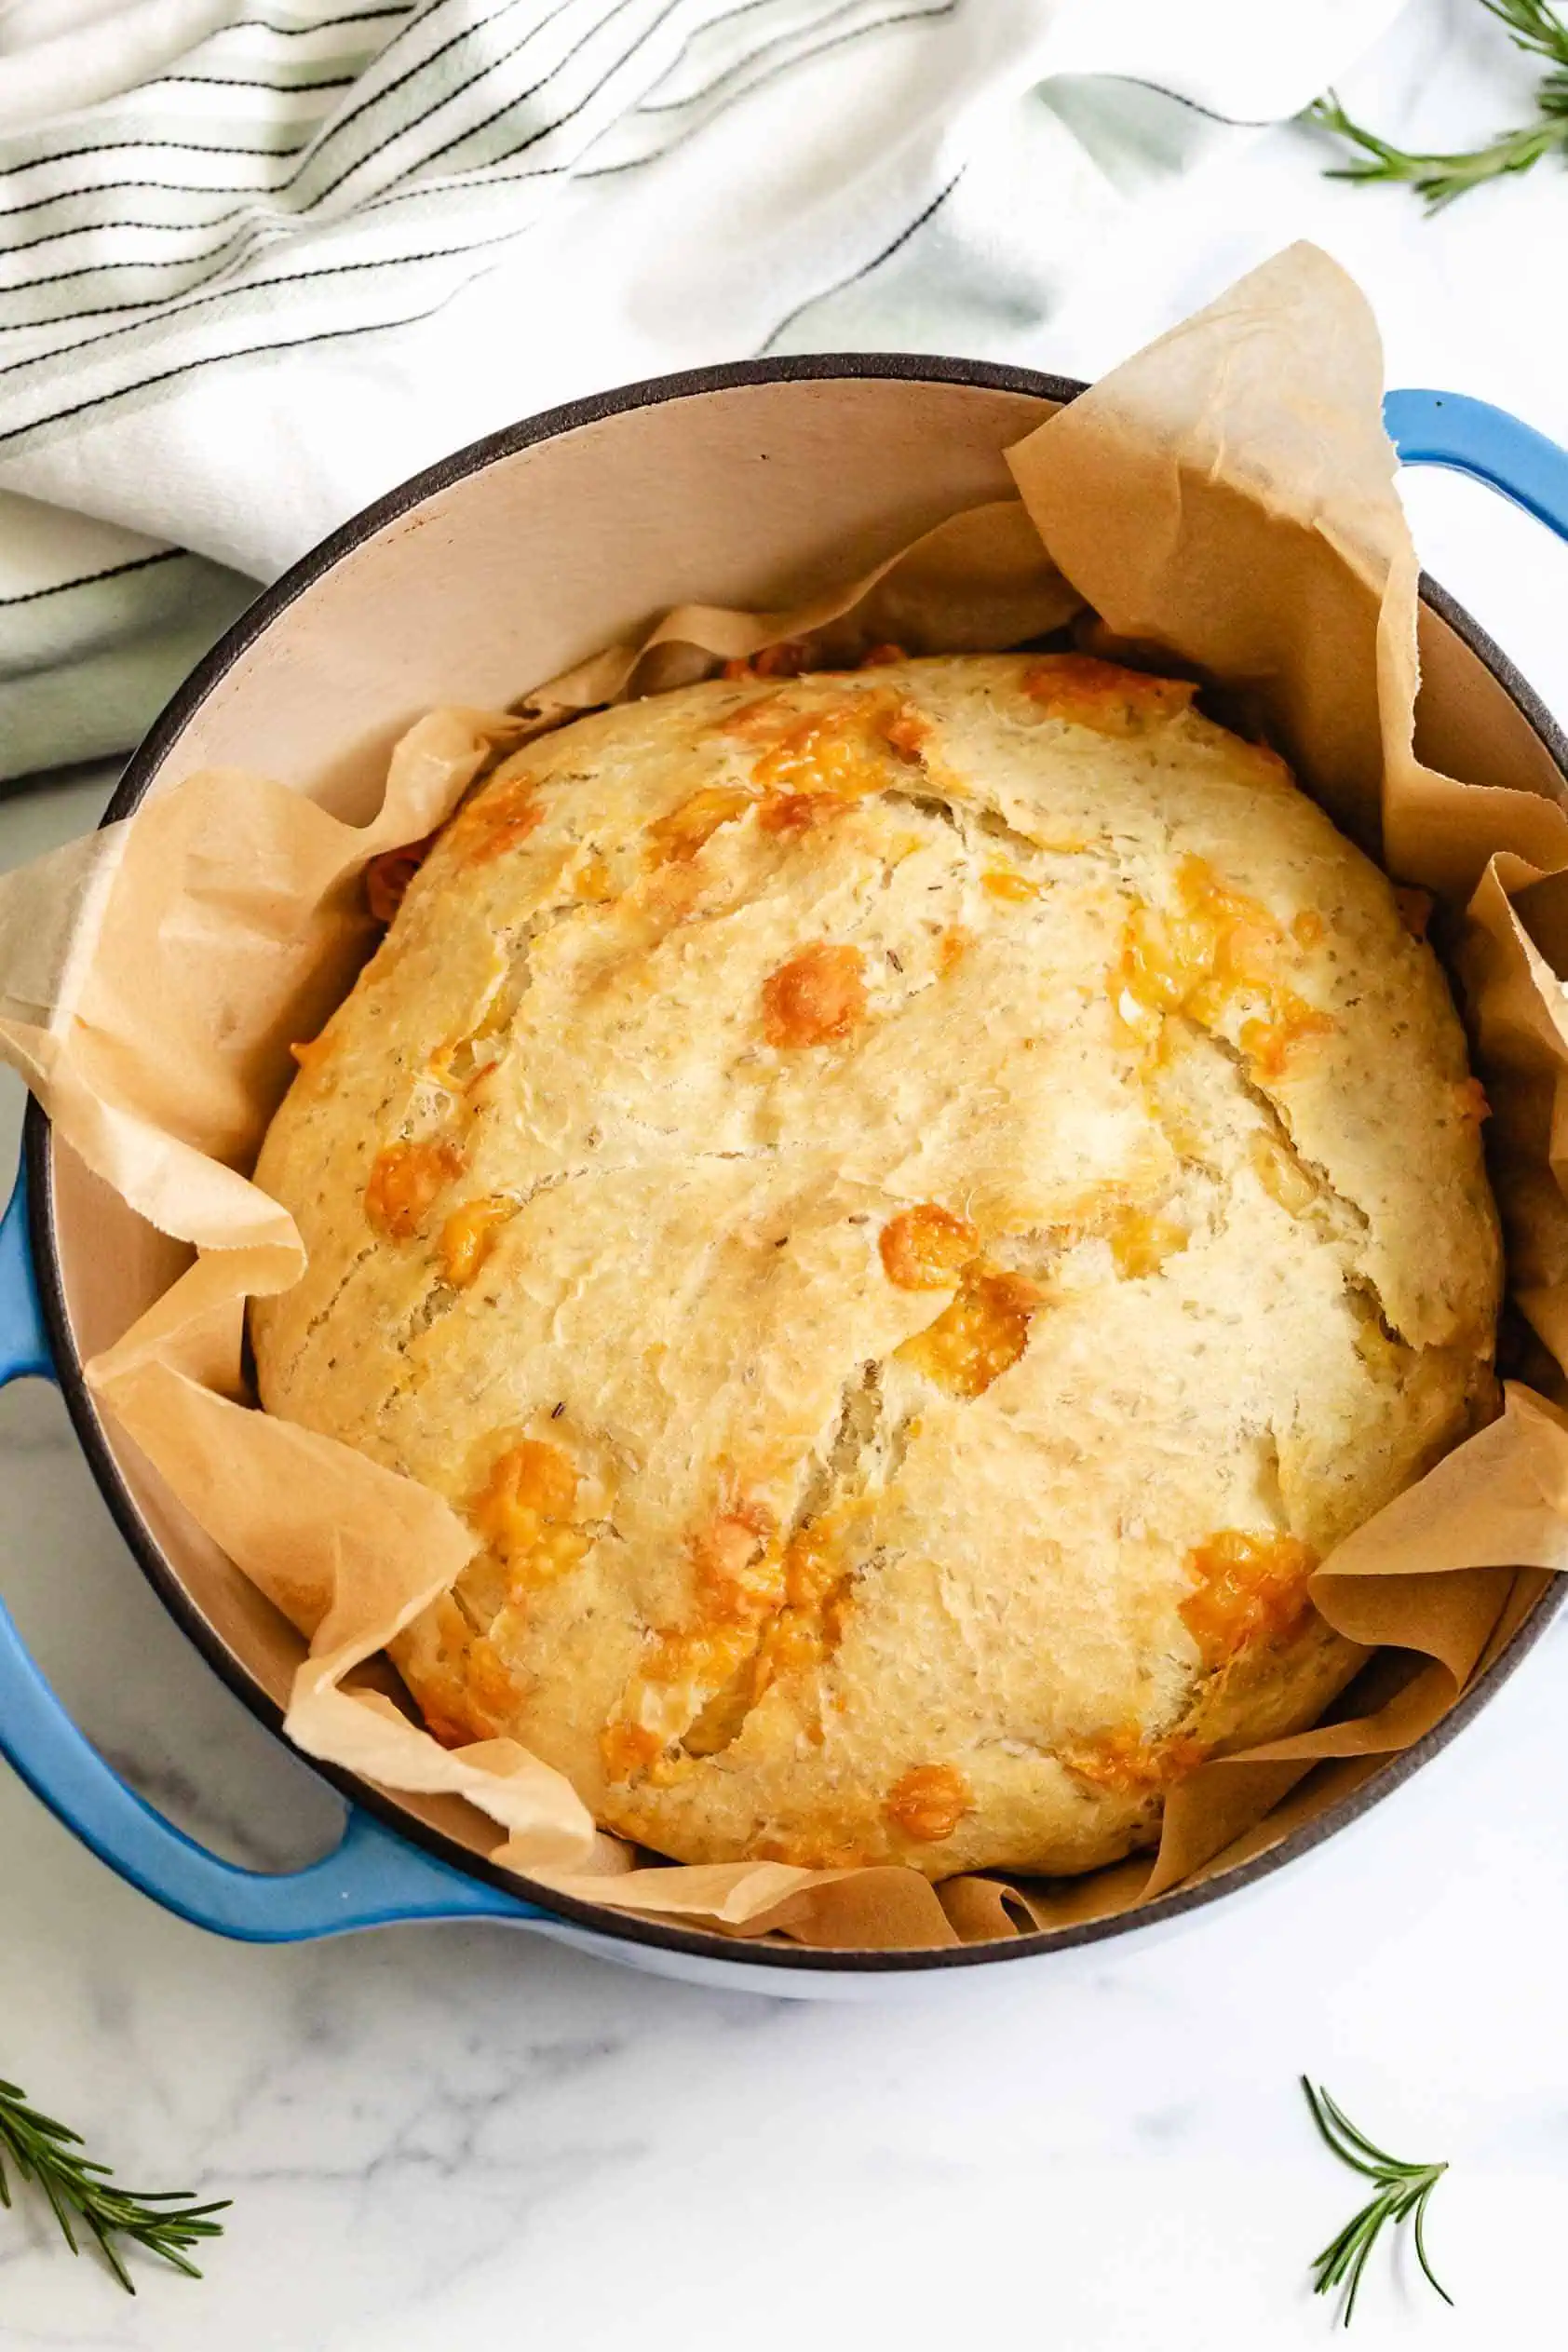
top-left (0, 0), bottom-right (1406, 781)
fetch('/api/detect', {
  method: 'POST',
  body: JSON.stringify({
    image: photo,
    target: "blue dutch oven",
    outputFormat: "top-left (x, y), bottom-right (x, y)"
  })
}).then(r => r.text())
top-left (2, 365), bottom-right (1567, 1994)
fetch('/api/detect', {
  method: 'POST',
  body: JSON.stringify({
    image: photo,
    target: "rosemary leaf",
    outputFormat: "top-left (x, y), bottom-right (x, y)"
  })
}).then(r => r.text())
top-left (1308, 0), bottom-right (1568, 209)
top-left (1302, 2077), bottom-right (1452, 2327)
top-left (0, 2076), bottom-right (228, 2295)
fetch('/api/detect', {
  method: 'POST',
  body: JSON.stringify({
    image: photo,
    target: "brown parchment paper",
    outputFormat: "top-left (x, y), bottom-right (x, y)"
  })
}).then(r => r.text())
top-left (8, 240), bottom-right (1568, 1953)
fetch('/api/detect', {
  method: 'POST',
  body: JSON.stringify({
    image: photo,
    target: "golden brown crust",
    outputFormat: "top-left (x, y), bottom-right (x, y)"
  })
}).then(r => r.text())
top-left (250, 655), bottom-right (1502, 1876)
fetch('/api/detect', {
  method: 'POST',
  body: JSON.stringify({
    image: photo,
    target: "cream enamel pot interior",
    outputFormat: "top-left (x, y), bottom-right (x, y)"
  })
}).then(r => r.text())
top-left (4, 360), bottom-right (1568, 1996)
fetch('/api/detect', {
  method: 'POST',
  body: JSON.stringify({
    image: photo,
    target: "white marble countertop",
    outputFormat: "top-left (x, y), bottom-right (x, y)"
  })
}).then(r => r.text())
top-left (7, 7), bottom-right (1568, 2345)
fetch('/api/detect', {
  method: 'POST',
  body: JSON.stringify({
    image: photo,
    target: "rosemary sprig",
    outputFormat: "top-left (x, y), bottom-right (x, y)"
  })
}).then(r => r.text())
top-left (0, 2076), bottom-right (228, 2294)
top-left (1309, 0), bottom-right (1568, 209)
top-left (1302, 2077), bottom-right (1453, 2326)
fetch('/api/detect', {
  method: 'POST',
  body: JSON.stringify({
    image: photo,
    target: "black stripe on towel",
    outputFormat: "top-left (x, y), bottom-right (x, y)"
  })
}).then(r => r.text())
top-left (0, 154), bottom-right (311, 225)
top-left (213, 3), bottom-right (412, 33)
top-left (0, 547), bottom-right (184, 608)
top-left (0, 265), bottom-right (507, 453)
top-left (638, 0), bottom-right (869, 115)
top-left (0, 229), bottom-right (523, 377)
top-left (757, 162), bottom-right (964, 352)
top-left (154, 73), bottom-right (359, 91)
top-left (296, 0), bottom-right (619, 212)
top-left (364, 0), bottom-right (694, 203)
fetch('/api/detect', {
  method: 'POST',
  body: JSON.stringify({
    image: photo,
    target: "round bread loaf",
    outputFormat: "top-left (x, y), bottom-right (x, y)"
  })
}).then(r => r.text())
top-left (251, 654), bottom-right (1502, 1878)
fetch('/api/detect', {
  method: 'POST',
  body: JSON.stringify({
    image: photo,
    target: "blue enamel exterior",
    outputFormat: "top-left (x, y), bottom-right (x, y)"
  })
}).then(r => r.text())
top-left (0, 1162), bottom-right (47, 1382)
top-left (0, 1166), bottom-right (544, 1939)
top-left (1383, 387), bottom-right (1568, 534)
top-left (2, 384), bottom-right (1566, 1948)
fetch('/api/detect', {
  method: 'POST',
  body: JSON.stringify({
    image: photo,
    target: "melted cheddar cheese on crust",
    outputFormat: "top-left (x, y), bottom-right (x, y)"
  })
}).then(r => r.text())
top-left (250, 655), bottom-right (1502, 1878)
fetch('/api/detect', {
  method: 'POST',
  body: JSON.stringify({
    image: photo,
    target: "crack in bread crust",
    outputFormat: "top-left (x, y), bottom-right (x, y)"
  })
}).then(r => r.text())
top-left (660, 1361), bottom-right (915, 1768)
top-left (1196, 1023), bottom-right (1372, 1243)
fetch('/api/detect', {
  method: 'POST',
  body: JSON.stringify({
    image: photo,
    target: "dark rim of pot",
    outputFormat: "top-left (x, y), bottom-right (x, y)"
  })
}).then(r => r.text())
top-left (24, 352), bottom-right (1568, 1975)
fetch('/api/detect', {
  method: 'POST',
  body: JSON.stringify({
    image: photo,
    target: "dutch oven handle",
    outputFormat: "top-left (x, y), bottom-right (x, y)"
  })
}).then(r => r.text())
top-left (1385, 387), bottom-right (1568, 536)
top-left (3, 385), bottom-right (1564, 1942)
top-left (0, 1164), bottom-right (547, 1941)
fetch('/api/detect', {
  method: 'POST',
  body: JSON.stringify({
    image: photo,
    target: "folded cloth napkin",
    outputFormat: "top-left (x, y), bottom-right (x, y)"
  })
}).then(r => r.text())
top-left (0, 0), bottom-right (1405, 781)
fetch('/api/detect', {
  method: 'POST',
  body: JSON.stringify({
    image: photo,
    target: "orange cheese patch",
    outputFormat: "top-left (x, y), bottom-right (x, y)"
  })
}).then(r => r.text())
top-left (755, 791), bottom-right (822, 837)
top-left (1059, 1726), bottom-right (1209, 1795)
top-left (1249, 1131), bottom-right (1318, 1215)
top-left (647, 785), bottom-right (755, 863)
top-left (365, 833), bottom-right (436, 925)
top-left (784, 1520), bottom-right (843, 1611)
top-left (749, 1518), bottom-right (857, 1710)
top-left (429, 988), bottom-right (519, 1092)
top-left (720, 640), bottom-right (907, 683)
top-left (364, 1138), bottom-right (466, 1238)
top-left (981, 868), bottom-right (1045, 904)
top-left (1105, 1208), bottom-right (1187, 1280)
top-left (1112, 855), bottom-right (1335, 1081)
top-left (473, 1438), bottom-right (588, 1599)
top-left (450, 778), bottom-right (546, 866)
top-left (601, 1502), bottom-right (783, 1783)
top-left (897, 1265), bottom-right (1043, 1397)
top-left (466, 1637), bottom-right (520, 1725)
top-left (416, 1601), bottom-right (520, 1748)
top-left (602, 1504), bottom-right (862, 1782)
top-left (439, 1195), bottom-right (517, 1287)
top-left (879, 1203), bottom-right (978, 1291)
top-left (600, 1723), bottom-right (663, 1781)
top-left (1115, 857), bottom-right (1278, 1030)
top-left (1237, 996), bottom-right (1336, 1079)
top-left (691, 1502), bottom-right (783, 1625)
top-left (1179, 1528), bottom-right (1319, 1668)
top-left (748, 1608), bottom-right (831, 1707)
top-left (644, 1621), bottom-right (759, 1694)
top-left (1241, 1007), bottom-right (1335, 1087)
top-left (751, 704), bottom-right (905, 800)
top-left (722, 639), bottom-right (811, 682)
top-left (602, 1612), bottom-right (762, 1785)
top-left (1023, 654), bottom-right (1197, 737)
top-left (937, 925), bottom-right (971, 976)
top-left (722, 687), bottom-right (928, 837)
top-left (885, 1763), bottom-right (971, 1843)
top-left (882, 705), bottom-right (929, 762)
top-left (761, 942), bottom-right (867, 1047)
